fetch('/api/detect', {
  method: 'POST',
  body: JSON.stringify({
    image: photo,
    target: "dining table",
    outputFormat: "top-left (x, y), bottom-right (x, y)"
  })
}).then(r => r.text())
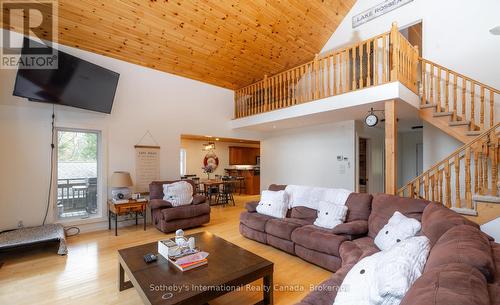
top-left (197, 179), bottom-right (238, 205)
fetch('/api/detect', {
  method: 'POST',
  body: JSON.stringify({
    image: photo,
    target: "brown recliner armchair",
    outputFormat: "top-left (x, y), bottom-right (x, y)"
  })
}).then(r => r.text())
top-left (149, 180), bottom-right (210, 233)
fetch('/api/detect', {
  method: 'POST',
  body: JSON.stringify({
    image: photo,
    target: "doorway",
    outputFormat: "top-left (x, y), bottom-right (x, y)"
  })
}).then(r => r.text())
top-left (358, 137), bottom-right (369, 193)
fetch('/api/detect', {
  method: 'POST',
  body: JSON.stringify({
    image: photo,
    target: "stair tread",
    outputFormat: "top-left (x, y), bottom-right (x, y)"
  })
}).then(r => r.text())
top-left (473, 194), bottom-right (500, 203)
top-left (433, 111), bottom-right (454, 117)
top-left (449, 120), bottom-right (470, 127)
top-left (466, 130), bottom-right (483, 136)
top-left (419, 103), bottom-right (436, 109)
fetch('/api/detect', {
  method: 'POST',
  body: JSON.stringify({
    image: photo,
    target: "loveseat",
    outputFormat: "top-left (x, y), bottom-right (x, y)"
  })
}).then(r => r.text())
top-left (239, 184), bottom-right (500, 304)
top-left (149, 180), bottom-right (210, 233)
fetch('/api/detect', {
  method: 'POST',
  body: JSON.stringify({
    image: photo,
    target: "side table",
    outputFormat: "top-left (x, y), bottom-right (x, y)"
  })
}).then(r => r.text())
top-left (108, 200), bottom-right (148, 236)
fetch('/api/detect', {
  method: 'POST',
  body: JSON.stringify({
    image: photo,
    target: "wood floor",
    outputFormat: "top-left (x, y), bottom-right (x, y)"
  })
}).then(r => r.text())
top-left (0, 195), bottom-right (331, 305)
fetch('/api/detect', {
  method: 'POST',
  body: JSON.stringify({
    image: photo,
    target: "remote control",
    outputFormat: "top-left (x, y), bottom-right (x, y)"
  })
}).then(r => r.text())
top-left (144, 253), bottom-right (157, 263)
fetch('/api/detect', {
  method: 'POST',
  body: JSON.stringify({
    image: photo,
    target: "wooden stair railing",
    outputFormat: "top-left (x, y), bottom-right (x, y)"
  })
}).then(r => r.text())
top-left (234, 23), bottom-right (419, 118)
top-left (398, 123), bottom-right (500, 214)
top-left (419, 59), bottom-right (500, 137)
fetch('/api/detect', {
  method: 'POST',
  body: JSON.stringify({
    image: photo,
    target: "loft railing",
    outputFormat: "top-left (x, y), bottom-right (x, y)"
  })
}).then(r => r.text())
top-left (234, 23), bottom-right (418, 119)
top-left (419, 59), bottom-right (500, 131)
top-left (398, 123), bottom-right (500, 212)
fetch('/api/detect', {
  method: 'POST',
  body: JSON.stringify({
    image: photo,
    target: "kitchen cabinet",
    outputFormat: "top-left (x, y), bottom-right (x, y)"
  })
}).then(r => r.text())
top-left (229, 147), bottom-right (260, 165)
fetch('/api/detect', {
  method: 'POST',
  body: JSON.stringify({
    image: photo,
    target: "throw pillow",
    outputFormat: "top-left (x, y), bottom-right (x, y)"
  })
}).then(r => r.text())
top-left (334, 236), bottom-right (430, 305)
top-left (256, 190), bottom-right (288, 218)
top-left (313, 200), bottom-right (348, 229)
top-left (163, 181), bottom-right (193, 207)
top-left (374, 211), bottom-right (421, 251)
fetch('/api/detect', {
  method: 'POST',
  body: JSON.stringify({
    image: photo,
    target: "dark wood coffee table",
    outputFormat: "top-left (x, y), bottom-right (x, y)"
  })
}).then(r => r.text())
top-left (118, 232), bottom-right (274, 305)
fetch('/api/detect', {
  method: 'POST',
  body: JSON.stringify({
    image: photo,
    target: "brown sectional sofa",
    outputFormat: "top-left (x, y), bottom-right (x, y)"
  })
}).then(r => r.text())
top-left (149, 180), bottom-right (210, 233)
top-left (239, 184), bottom-right (500, 305)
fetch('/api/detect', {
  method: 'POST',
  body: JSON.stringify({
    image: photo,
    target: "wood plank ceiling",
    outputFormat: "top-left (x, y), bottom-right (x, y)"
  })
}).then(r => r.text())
top-left (2, 0), bottom-right (355, 89)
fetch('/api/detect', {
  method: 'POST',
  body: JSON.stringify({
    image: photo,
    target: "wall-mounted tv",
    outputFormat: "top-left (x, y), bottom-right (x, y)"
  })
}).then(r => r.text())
top-left (13, 37), bottom-right (120, 114)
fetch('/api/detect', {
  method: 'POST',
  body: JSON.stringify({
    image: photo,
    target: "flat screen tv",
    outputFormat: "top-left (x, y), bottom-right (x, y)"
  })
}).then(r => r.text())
top-left (13, 38), bottom-right (120, 114)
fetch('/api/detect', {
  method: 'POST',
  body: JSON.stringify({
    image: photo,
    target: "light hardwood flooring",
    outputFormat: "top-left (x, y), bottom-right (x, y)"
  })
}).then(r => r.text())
top-left (0, 195), bottom-right (331, 305)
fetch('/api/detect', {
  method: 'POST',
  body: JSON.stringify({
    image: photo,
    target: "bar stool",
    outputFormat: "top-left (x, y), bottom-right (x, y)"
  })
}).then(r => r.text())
top-left (236, 176), bottom-right (245, 195)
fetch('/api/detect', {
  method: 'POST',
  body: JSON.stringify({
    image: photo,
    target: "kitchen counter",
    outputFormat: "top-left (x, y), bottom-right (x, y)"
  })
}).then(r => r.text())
top-left (225, 168), bottom-right (260, 195)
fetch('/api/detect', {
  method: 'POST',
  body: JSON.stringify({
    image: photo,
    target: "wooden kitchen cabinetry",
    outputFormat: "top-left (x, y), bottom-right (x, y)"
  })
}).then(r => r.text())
top-left (229, 147), bottom-right (260, 165)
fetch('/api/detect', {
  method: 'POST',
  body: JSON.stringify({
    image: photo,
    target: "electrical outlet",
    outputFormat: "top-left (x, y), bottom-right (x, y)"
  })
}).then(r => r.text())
top-left (17, 221), bottom-right (23, 228)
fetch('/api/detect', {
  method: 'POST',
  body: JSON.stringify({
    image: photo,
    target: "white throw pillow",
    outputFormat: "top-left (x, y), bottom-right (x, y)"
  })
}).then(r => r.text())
top-left (374, 211), bottom-right (421, 251)
top-left (256, 190), bottom-right (288, 219)
top-left (163, 181), bottom-right (193, 207)
top-left (314, 200), bottom-right (348, 229)
top-left (334, 236), bottom-right (430, 305)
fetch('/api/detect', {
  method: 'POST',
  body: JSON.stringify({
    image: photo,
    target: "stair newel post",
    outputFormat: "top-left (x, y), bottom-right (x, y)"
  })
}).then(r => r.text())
top-left (462, 78), bottom-right (467, 121)
top-left (413, 44), bottom-right (419, 98)
top-left (490, 133), bottom-right (498, 196)
top-left (438, 169), bottom-right (443, 203)
top-left (314, 54), bottom-right (319, 99)
top-left (263, 74), bottom-right (269, 111)
top-left (444, 162), bottom-right (451, 208)
top-left (465, 148), bottom-right (472, 209)
top-left (454, 155), bottom-right (461, 209)
top-left (390, 22), bottom-right (399, 82)
top-left (483, 138), bottom-right (489, 194)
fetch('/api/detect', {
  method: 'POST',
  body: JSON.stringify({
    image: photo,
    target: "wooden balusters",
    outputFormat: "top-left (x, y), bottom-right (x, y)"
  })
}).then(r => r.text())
top-left (480, 86), bottom-right (485, 129)
top-left (421, 61), bottom-right (426, 104)
top-left (445, 71), bottom-right (450, 112)
top-left (453, 75), bottom-right (457, 120)
top-left (429, 65), bottom-right (434, 105)
top-left (470, 84), bottom-right (476, 130)
top-left (461, 78), bottom-right (466, 120)
top-left (474, 151), bottom-right (479, 193)
top-left (454, 155), bottom-right (461, 208)
top-left (490, 90), bottom-right (495, 127)
top-left (465, 148), bottom-right (472, 209)
top-left (436, 67), bottom-right (441, 112)
top-left (491, 133), bottom-right (498, 196)
top-left (351, 47), bottom-right (356, 90)
top-left (445, 162), bottom-right (451, 208)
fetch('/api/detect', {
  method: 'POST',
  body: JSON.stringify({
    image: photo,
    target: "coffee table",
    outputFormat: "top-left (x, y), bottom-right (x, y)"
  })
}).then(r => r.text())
top-left (118, 231), bottom-right (274, 305)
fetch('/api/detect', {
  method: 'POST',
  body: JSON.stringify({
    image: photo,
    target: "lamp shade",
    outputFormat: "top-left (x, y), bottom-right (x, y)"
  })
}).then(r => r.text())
top-left (110, 171), bottom-right (133, 188)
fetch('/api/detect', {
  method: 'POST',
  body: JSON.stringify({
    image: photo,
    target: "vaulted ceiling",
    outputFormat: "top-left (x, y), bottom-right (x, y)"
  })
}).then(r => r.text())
top-left (3, 0), bottom-right (355, 89)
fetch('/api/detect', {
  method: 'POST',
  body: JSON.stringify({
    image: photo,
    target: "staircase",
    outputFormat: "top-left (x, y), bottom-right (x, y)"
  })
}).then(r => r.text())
top-left (417, 59), bottom-right (499, 143)
top-left (398, 123), bottom-right (500, 215)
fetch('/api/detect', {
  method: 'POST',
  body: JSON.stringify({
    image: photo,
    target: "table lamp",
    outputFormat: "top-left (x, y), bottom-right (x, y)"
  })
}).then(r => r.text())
top-left (111, 171), bottom-right (133, 200)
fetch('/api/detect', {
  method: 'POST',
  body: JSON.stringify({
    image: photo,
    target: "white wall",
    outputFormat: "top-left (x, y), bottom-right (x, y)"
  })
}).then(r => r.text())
top-left (397, 130), bottom-right (423, 188)
top-left (181, 139), bottom-right (259, 178)
top-left (0, 30), bottom-right (260, 231)
top-left (261, 121), bottom-right (356, 191)
top-left (422, 122), bottom-right (462, 170)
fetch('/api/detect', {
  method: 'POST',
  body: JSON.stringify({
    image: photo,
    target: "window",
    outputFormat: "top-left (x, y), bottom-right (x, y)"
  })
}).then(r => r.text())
top-left (180, 148), bottom-right (187, 176)
top-left (56, 129), bottom-right (101, 220)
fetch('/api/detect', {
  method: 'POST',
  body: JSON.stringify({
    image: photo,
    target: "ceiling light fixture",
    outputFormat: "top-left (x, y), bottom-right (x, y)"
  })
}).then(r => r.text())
top-left (202, 142), bottom-right (216, 151)
top-left (490, 26), bottom-right (500, 35)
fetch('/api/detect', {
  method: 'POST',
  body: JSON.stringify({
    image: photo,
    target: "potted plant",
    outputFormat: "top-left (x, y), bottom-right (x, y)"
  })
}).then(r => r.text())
top-left (202, 164), bottom-right (215, 180)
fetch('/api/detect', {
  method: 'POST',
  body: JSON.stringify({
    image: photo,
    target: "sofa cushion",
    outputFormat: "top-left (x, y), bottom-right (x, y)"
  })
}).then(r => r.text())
top-left (314, 201), bottom-right (348, 229)
top-left (290, 206), bottom-right (317, 222)
top-left (265, 218), bottom-right (312, 241)
top-left (161, 202), bottom-right (210, 221)
top-left (268, 184), bottom-right (287, 191)
top-left (245, 201), bottom-right (259, 212)
top-left (422, 202), bottom-right (480, 246)
top-left (374, 211), bottom-right (421, 251)
top-left (295, 244), bottom-right (343, 272)
top-left (345, 193), bottom-right (373, 222)
top-left (239, 223), bottom-right (267, 244)
top-left (425, 224), bottom-right (496, 282)
top-left (400, 263), bottom-right (490, 305)
top-left (352, 236), bottom-right (379, 259)
top-left (331, 220), bottom-right (368, 236)
top-left (239, 211), bottom-right (274, 232)
top-left (149, 199), bottom-right (173, 210)
top-left (368, 194), bottom-right (429, 238)
top-left (257, 190), bottom-right (288, 218)
top-left (149, 180), bottom-right (196, 199)
top-left (291, 225), bottom-right (348, 256)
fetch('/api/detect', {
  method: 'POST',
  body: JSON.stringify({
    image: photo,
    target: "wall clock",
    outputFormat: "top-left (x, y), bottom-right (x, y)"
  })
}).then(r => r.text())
top-left (365, 112), bottom-right (378, 127)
